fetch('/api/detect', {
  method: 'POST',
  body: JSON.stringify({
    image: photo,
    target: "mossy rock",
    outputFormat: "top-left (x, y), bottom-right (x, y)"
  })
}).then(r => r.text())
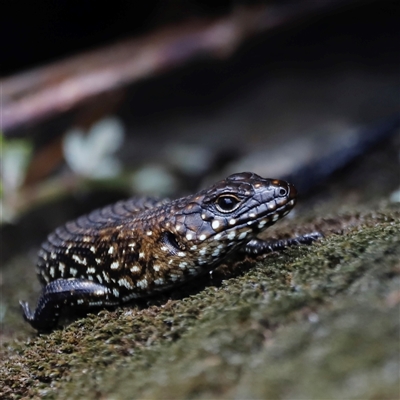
top-left (1, 200), bottom-right (399, 399)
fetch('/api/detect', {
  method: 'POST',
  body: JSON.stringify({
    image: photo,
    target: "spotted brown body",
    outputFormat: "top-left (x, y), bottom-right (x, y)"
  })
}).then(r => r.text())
top-left (21, 172), bottom-right (320, 331)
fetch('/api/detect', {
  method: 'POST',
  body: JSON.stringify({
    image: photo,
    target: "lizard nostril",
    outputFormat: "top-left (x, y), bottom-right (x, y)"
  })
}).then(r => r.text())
top-left (278, 188), bottom-right (288, 197)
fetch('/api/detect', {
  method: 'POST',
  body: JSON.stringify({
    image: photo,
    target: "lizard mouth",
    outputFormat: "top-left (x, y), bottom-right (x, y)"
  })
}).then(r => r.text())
top-left (242, 198), bottom-right (296, 231)
top-left (224, 197), bottom-right (297, 240)
top-left (235, 181), bottom-right (297, 229)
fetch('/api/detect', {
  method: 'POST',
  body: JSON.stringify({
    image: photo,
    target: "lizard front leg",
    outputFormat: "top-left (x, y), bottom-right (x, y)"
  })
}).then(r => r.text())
top-left (242, 232), bottom-right (323, 255)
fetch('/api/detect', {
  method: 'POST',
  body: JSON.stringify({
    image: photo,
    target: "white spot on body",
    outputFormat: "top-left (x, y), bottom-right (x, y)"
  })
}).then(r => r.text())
top-left (190, 245), bottom-right (197, 250)
top-left (272, 214), bottom-right (280, 222)
top-left (49, 266), bottom-right (55, 277)
top-left (88, 301), bottom-right (104, 307)
top-left (96, 258), bottom-right (102, 265)
top-left (199, 247), bottom-right (207, 256)
top-left (161, 246), bottom-right (168, 252)
top-left (179, 262), bottom-right (188, 269)
top-left (153, 265), bottom-right (161, 272)
top-left (169, 274), bottom-right (180, 281)
top-left (87, 267), bottom-right (96, 274)
top-left (59, 262), bottom-right (65, 275)
top-left (77, 299), bottom-right (84, 305)
top-left (229, 218), bottom-right (236, 225)
top-left (154, 278), bottom-right (164, 285)
top-left (214, 233), bottom-right (222, 241)
top-left (258, 220), bottom-right (267, 229)
top-left (212, 248), bottom-right (220, 257)
top-left (177, 251), bottom-right (186, 257)
top-left (110, 261), bottom-right (120, 270)
top-left (112, 288), bottom-right (120, 297)
top-left (70, 267), bottom-right (78, 277)
top-left (118, 278), bottom-right (133, 289)
top-left (137, 279), bottom-right (148, 289)
top-left (212, 220), bottom-right (220, 230)
top-left (129, 243), bottom-right (136, 248)
top-left (146, 231), bottom-right (153, 236)
top-left (227, 231), bottom-right (236, 240)
top-left (238, 231), bottom-right (248, 240)
top-left (199, 234), bottom-right (207, 241)
top-left (186, 233), bottom-right (193, 240)
top-left (108, 246), bottom-right (114, 255)
top-left (139, 252), bottom-right (145, 259)
top-left (102, 271), bottom-right (110, 283)
top-left (97, 274), bottom-right (103, 284)
top-left (248, 212), bottom-right (256, 218)
top-left (130, 265), bottom-right (141, 273)
top-left (90, 246), bottom-right (96, 253)
top-left (72, 254), bottom-right (87, 265)
top-left (122, 293), bottom-right (140, 302)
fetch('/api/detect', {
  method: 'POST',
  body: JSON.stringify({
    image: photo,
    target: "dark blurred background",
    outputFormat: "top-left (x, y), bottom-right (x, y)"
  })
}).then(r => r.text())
top-left (4, 0), bottom-right (240, 75)
top-left (1, 0), bottom-right (399, 248)
top-left (2, 1), bottom-right (398, 75)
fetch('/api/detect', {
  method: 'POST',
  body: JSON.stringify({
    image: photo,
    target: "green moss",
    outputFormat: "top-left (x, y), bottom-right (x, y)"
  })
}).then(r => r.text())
top-left (1, 203), bottom-right (399, 399)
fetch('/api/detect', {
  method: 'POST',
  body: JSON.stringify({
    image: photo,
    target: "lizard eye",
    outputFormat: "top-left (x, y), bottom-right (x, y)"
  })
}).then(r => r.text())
top-left (215, 195), bottom-right (241, 213)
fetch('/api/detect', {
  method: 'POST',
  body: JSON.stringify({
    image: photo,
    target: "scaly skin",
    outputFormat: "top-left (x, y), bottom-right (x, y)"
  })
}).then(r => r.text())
top-left (20, 172), bottom-right (320, 331)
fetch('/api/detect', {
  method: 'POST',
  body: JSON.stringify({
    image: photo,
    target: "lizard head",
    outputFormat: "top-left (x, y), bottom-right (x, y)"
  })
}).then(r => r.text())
top-left (158, 172), bottom-right (297, 267)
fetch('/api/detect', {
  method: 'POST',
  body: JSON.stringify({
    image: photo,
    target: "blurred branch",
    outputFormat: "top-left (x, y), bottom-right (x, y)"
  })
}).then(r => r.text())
top-left (2, 1), bottom-right (356, 134)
